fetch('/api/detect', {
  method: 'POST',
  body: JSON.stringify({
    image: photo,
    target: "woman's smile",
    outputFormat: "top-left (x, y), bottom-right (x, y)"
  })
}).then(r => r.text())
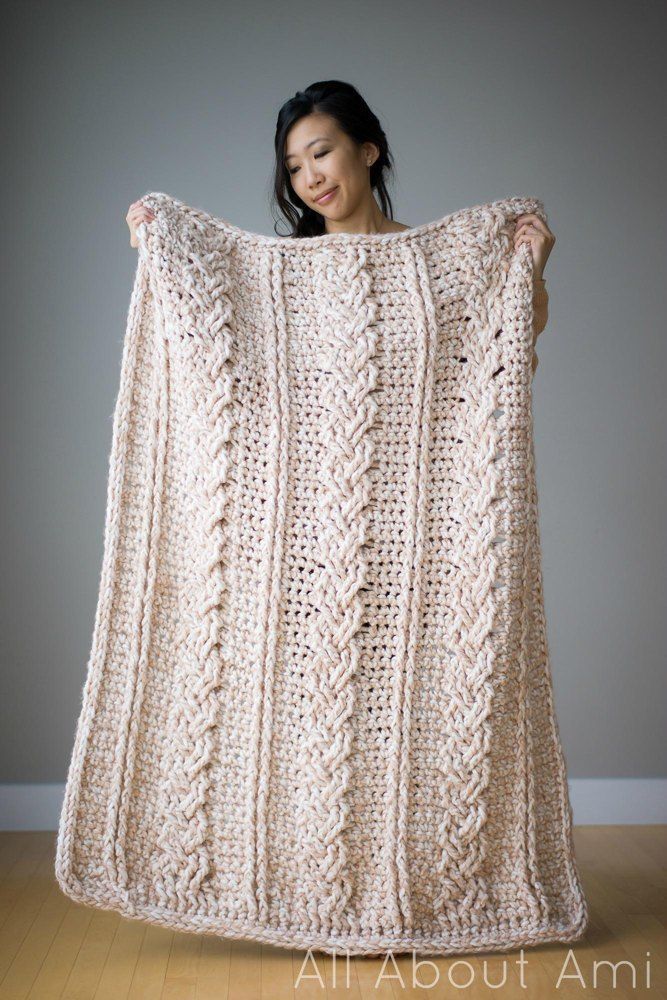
top-left (314, 186), bottom-right (338, 204)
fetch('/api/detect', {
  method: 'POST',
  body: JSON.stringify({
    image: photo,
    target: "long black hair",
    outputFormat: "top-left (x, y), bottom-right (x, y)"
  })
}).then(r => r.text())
top-left (271, 80), bottom-right (397, 239)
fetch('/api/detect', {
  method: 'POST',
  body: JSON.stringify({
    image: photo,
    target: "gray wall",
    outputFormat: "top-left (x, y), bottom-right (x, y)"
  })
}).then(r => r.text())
top-left (1, 0), bottom-right (665, 783)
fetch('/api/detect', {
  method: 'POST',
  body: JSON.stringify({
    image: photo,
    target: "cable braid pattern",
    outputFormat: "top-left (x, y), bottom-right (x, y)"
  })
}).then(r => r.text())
top-left (296, 244), bottom-right (378, 934)
top-left (151, 232), bottom-right (236, 913)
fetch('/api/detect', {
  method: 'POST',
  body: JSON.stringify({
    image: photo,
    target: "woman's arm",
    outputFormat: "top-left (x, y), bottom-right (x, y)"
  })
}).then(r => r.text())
top-left (513, 213), bottom-right (555, 378)
top-left (531, 276), bottom-right (549, 375)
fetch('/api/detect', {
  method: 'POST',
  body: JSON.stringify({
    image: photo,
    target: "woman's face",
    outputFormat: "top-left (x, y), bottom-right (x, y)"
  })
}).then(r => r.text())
top-left (284, 112), bottom-right (378, 222)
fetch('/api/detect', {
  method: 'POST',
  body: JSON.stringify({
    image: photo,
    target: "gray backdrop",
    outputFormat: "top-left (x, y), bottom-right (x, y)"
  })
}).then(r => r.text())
top-left (2, 0), bottom-right (665, 785)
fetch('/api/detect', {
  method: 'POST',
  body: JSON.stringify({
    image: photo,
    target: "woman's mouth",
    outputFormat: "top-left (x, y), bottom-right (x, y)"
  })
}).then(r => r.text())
top-left (314, 186), bottom-right (338, 205)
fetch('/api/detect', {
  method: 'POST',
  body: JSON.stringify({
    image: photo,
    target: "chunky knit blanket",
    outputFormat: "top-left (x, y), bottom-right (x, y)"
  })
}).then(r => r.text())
top-left (56, 191), bottom-right (588, 956)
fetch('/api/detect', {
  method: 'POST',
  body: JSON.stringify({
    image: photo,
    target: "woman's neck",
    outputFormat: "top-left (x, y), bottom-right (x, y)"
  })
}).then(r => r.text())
top-left (323, 198), bottom-right (411, 236)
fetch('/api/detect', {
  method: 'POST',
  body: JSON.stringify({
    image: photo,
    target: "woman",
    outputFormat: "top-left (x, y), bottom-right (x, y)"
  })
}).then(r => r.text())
top-left (127, 80), bottom-right (554, 374)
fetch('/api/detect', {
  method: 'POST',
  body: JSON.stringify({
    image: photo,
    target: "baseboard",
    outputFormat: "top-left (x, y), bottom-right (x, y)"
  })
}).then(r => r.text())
top-left (0, 779), bottom-right (665, 831)
top-left (568, 778), bottom-right (667, 824)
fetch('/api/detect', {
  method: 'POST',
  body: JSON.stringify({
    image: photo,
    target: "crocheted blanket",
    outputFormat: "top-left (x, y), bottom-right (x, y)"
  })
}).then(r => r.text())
top-left (56, 191), bottom-right (588, 956)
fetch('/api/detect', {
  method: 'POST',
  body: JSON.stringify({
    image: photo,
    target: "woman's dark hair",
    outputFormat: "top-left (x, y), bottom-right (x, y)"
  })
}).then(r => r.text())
top-left (271, 80), bottom-right (396, 238)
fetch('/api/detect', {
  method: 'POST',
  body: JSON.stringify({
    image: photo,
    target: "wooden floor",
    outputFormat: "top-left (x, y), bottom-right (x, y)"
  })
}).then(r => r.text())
top-left (0, 826), bottom-right (664, 999)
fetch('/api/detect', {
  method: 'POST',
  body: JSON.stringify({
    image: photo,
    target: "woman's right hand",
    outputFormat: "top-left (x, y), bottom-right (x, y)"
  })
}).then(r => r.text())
top-left (126, 199), bottom-right (156, 248)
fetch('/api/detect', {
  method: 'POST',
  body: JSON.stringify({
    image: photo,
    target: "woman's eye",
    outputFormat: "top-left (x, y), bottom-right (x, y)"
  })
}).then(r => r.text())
top-left (288, 150), bottom-right (330, 175)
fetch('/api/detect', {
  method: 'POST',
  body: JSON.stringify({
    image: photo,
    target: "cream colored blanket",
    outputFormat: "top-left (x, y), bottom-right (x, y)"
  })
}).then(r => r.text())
top-left (56, 191), bottom-right (588, 956)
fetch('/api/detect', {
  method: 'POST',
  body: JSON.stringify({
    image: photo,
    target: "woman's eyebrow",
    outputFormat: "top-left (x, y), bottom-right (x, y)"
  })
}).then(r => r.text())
top-left (285, 137), bottom-right (330, 161)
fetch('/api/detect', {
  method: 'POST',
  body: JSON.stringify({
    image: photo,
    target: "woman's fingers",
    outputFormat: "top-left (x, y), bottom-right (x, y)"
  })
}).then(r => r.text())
top-left (514, 222), bottom-right (540, 239)
top-left (516, 212), bottom-right (549, 233)
top-left (129, 214), bottom-right (154, 226)
top-left (129, 198), bottom-right (154, 212)
top-left (127, 207), bottom-right (155, 222)
top-left (127, 199), bottom-right (155, 248)
top-left (514, 214), bottom-right (553, 244)
top-left (127, 200), bottom-right (155, 219)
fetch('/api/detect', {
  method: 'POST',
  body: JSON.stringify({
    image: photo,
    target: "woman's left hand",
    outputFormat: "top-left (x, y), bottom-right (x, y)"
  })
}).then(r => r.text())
top-left (513, 213), bottom-right (555, 280)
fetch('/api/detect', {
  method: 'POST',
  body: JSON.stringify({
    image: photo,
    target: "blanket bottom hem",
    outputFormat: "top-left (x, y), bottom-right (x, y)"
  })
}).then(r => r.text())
top-left (55, 871), bottom-right (589, 958)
